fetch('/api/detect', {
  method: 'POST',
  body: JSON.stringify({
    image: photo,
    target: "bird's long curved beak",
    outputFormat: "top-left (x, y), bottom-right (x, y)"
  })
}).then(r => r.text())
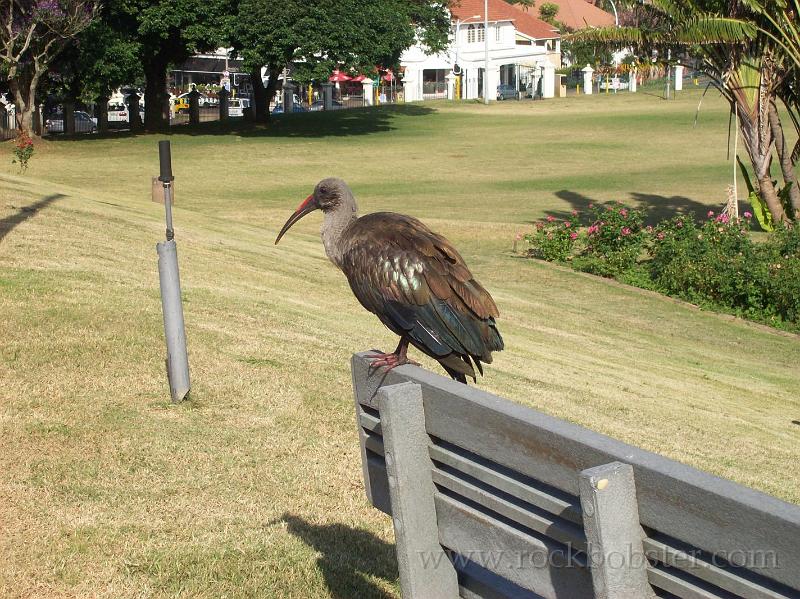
top-left (275, 194), bottom-right (318, 244)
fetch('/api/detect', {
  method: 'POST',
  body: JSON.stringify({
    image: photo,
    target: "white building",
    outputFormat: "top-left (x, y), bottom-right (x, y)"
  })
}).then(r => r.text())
top-left (400, 0), bottom-right (561, 101)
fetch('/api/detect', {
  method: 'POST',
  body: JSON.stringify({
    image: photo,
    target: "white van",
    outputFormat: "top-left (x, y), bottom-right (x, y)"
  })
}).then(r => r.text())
top-left (228, 98), bottom-right (250, 117)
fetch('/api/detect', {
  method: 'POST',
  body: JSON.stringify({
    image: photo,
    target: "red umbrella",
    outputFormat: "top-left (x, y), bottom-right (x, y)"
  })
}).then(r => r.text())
top-left (350, 74), bottom-right (367, 82)
top-left (382, 70), bottom-right (395, 82)
top-left (329, 70), bottom-right (352, 83)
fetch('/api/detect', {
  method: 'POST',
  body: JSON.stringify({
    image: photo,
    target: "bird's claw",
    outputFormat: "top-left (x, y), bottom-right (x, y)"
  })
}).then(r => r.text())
top-left (368, 352), bottom-right (419, 373)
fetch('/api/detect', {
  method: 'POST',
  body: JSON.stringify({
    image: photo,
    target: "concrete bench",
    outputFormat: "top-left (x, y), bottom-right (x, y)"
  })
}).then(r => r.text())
top-left (351, 351), bottom-right (800, 599)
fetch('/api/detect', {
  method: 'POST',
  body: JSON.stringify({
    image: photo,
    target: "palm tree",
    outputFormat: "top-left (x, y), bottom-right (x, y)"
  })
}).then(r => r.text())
top-left (570, 0), bottom-right (796, 223)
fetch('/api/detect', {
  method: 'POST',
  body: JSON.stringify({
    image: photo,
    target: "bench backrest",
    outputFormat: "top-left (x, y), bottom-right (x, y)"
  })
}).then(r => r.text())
top-left (351, 352), bottom-right (800, 599)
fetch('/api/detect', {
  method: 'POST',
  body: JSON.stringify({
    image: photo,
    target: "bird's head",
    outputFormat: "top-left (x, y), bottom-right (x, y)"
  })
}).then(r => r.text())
top-left (275, 177), bottom-right (355, 244)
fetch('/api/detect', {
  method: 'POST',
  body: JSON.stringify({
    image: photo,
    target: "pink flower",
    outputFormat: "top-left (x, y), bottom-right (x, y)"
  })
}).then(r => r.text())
top-left (588, 203), bottom-right (594, 209)
top-left (535, 222), bottom-right (544, 230)
top-left (716, 214), bottom-right (729, 224)
top-left (546, 215), bottom-right (555, 223)
top-left (676, 221), bottom-right (683, 228)
top-left (620, 208), bottom-right (628, 218)
top-left (564, 221), bottom-right (571, 228)
top-left (744, 211), bottom-right (752, 219)
top-left (646, 225), bottom-right (653, 233)
top-left (621, 227), bottom-right (631, 236)
top-left (656, 232), bottom-right (665, 240)
top-left (571, 209), bottom-right (578, 216)
top-left (587, 224), bottom-right (599, 235)
top-left (569, 231), bottom-right (578, 240)
top-left (515, 233), bottom-right (523, 240)
top-left (707, 210), bottom-right (714, 218)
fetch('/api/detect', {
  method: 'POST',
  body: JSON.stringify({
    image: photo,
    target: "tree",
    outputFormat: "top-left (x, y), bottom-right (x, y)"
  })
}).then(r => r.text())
top-left (504, 0), bottom-right (536, 7)
top-left (107, 0), bottom-right (234, 131)
top-left (232, 0), bottom-right (449, 123)
top-left (1, 0), bottom-right (97, 136)
top-left (568, 0), bottom-right (798, 224)
top-left (539, 2), bottom-right (560, 24)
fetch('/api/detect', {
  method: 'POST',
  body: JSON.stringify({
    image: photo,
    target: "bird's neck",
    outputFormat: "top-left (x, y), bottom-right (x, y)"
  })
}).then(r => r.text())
top-left (321, 205), bottom-right (358, 267)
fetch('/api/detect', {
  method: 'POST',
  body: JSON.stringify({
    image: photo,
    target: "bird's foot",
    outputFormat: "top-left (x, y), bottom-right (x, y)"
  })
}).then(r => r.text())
top-left (368, 352), bottom-right (420, 373)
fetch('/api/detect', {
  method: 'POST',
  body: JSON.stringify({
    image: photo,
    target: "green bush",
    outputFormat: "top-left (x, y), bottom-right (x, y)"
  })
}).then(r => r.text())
top-left (524, 205), bottom-right (800, 332)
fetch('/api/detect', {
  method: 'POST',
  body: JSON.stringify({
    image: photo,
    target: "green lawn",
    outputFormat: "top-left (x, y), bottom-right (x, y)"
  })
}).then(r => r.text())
top-left (1, 90), bottom-right (798, 598)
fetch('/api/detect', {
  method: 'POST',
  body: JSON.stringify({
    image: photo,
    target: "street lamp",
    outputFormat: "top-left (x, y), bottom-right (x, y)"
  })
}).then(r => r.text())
top-left (484, 0), bottom-right (489, 105)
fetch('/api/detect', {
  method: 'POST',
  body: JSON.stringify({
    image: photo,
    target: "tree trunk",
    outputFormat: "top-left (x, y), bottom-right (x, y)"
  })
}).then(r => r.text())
top-left (144, 57), bottom-right (171, 131)
top-left (251, 66), bottom-right (268, 123)
top-left (263, 65), bottom-right (283, 122)
top-left (769, 100), bottom-right (800, 220)
top-left (737, 104), bottom-right (787, 224)
top-left (10, 77), bottom-right (35, 138)
top-left (96, 95), bottom-right (109, 134)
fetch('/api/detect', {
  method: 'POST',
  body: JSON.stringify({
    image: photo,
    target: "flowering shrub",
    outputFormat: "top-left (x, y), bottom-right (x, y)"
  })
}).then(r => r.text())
top-left (525, 203), bottom-right (800, 332)
top-left (580, 202), bottom-right (646, 274)
top-left (524, 211), bottom-right (581, 262)
top-left (11, 132), bottom-right (35, 173)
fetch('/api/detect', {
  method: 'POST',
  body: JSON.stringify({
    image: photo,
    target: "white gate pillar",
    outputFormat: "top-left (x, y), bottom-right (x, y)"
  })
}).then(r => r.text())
top-left (629, 68), bottom-right (637, 93)
top-left (542, 63), bottom-right (555, 98)
top-left (582, 64), bottom-right (594, 95)
top-left (674, 64), bottom-right (684, 91)
top-left (362, 78), bottom-right (375, 106)
top-left (446, 73), bottom-right (456, 100)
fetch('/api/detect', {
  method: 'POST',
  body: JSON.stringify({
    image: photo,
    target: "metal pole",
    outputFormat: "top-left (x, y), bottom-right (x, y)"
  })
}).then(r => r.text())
top-left (484, 0), bottom-right (490, 105)
top-left (156, 140), bottom-right (190, 402)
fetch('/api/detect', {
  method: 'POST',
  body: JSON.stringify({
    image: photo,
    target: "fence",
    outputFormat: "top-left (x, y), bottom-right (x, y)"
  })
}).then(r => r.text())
top-left (351, 351), bottom-right (800, 599)
top-left (1, 108), bottom-right (15, 140)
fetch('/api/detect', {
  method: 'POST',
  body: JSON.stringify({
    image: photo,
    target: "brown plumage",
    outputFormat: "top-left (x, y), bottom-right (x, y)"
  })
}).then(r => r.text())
top-left (275, 178), bottom-right (503, 383)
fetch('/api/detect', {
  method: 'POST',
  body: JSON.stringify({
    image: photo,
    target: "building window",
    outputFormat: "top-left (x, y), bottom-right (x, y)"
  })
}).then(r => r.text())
top-left (467, 24), bottom-right (485, 44)
top-left (496, 24), bottom-right (501, 42)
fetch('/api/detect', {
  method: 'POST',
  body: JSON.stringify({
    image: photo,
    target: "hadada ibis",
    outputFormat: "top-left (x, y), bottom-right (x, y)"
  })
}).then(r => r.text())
top-left (275, 178), bottom-right (503, 383)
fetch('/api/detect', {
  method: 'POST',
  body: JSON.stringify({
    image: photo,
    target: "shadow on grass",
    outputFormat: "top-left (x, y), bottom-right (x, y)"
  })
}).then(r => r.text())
top-left (45, 104), bottom-right (436, 142)
top-left (0, 193), bottom-right (64, 243)
top-left (282, 513), bottom-right (398, 599)
top-left (550, 189), bottom-right (759, 227)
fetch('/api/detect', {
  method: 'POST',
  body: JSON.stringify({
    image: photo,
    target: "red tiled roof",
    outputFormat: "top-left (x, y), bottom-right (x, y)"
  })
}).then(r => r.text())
top-left (451, 0), bottom-right (560, 39)
top-left (518, 0), bottom-right (615, 30)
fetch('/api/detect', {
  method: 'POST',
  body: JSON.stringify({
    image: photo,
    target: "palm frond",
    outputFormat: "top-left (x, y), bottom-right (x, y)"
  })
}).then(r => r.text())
top-left (674, 17), bottom-right (756, 45)
top-left (566, 26), bottom-right (643, 46)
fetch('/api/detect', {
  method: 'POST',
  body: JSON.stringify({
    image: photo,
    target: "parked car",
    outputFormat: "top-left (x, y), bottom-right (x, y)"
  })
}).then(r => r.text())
top-left (228, 98), bottom-right (251, 117)
top-left (309, 99), bottom-right (343, 111)
top-left (496, 84), bottom-right (518, 100)
top-left (272, 102), bottom-right (308, 115)
top-left (46, 110), bottom-right (97, 133)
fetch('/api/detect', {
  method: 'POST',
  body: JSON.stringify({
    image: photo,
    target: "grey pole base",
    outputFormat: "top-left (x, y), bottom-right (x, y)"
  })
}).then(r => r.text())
top-left (157, 239), bottom-right (190, 402)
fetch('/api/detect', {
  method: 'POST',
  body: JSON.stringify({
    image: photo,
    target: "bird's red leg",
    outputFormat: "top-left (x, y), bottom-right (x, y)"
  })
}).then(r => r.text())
top-left (368, 337), bottom-right (420, 371)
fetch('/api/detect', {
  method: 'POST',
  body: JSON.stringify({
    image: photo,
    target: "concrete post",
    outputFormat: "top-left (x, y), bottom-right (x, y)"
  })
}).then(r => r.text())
top-left (582, 65), bottom-right (594, 95)
top-left (579, 462), bottom-right (653, 599)
top-left (445, 73), bottom-right (456, 100)
top-left (674, 64), bottom-right (684, 91)
top-left (128, 93), bottom-right (142, 131)
top-left (378, 382), bottom-right (460, 599)
top-left (362, 78), bottom-right (374, 106)
top-left (542, 63), bottom-right (556, 98)
top-left (218, 87), bottom-right (229, 120)
top-left (629, 69), bottom-right (637, 93)
top-left (188, 85), bottom-right (200, 125)
top-left (283, 82), bottom-right (294, 114)
top-left (322, 82), bottom-right (333, 110)
top-left (63, 100), bottom-right (75, 135)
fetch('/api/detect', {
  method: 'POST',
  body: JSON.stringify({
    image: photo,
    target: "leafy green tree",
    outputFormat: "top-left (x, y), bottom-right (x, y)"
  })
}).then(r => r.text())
top-left (108, 0), bottom-right (234, 130)
top-left (232, 0), bottom-right (449, 122)
top-left (1, 0), bottom-right (97, 136)
top-left (538, 2), bottom-right (560, 24)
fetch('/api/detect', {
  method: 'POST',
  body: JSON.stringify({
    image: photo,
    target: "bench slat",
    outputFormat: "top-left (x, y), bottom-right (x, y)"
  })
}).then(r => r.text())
top-left (431, 468), bottom-right (587, 551)
top-left (429, 442), bottom-right (583, 525)
top-left (435, 492), bottom-right (593, 599)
